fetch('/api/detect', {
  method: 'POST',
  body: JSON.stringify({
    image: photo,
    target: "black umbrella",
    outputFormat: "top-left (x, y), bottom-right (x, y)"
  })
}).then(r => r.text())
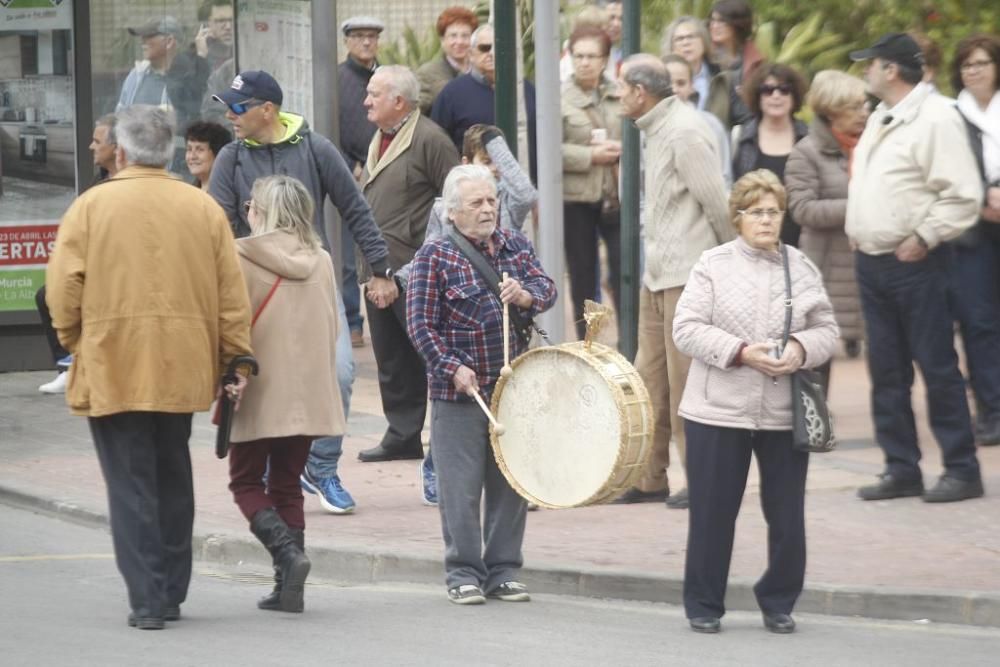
top-left (215, 355), bottom-right (259, 459)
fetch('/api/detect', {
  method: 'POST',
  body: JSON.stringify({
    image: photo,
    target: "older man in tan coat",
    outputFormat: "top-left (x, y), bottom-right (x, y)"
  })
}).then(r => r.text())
top-left (356, 64), bottom-right (460, 463)
top-left (615, 54), bottom-right (732, 508)
top-left (46, 105), bottom-right (252, 630)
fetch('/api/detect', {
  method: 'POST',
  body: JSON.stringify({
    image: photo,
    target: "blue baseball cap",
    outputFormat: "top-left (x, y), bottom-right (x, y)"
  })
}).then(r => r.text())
top-left (212, 70), bottom-right (283, 107)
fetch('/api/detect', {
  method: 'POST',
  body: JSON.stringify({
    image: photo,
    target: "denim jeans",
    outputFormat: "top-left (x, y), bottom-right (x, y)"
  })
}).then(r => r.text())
top-left (341, 223), bottom-right (364, 333)
top-left (306, 295), bottom-right (354, 478)
top-left (949, 239), bottom-right (1000, 420)
top-left (855, 249), bottom-right (980, 482)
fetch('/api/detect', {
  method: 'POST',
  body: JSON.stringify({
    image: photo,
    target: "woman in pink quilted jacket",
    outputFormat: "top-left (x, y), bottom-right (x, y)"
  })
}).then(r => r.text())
top-left (672, 169), bottom-right (839, 635)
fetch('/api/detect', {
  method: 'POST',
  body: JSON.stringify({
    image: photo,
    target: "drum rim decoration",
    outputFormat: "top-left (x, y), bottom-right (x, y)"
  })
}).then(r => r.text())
top-left (489, 341), bottom-right (653, 508)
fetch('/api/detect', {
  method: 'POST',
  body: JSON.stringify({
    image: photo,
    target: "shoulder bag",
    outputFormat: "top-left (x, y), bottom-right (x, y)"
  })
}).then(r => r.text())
top-left (780, 244), bottom-right (836, 453)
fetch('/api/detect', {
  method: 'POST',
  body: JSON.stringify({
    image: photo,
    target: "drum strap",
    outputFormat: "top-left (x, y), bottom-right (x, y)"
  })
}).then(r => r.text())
top-left (445, 226), bottom-right (547, 346)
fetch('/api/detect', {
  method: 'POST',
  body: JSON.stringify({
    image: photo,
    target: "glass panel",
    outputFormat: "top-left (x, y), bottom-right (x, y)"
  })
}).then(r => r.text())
top-left (0, 0), bottom-right (75, 313)
top-left (88, 0), bottom-right (236, 181)
top-left (234, 0), bottom-right (312, 122)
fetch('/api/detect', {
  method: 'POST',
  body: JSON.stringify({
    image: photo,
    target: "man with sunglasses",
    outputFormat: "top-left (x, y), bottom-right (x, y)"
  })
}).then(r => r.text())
top-left (208, 70), bottom-right (395, 517)
top-left (430, 24), bottom-right (537, 181)
top-left (847, 34), bottom-right (985, 503)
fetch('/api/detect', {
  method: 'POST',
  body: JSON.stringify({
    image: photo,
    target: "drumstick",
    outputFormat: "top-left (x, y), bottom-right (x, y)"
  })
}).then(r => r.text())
top-left (468, 387), bottom-right (506, 436)
top-left (500, 272), bottom-right (513, 377)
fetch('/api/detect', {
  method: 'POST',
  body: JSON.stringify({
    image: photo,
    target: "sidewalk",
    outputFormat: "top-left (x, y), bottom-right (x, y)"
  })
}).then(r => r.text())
top-left (2, 342), bottom-right (999, 627)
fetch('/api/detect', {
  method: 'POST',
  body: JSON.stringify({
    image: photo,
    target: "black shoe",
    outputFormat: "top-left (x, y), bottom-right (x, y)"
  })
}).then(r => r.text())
top-left (922, 475), bottom-right (984, 503)
top-left (975, 414), bottom-right (1000, 447)
top-left (127, 613), bottom-right (165, 630)
top-left (258, 528), bottom-right (303, 611)
top-left (762, 612), bottom-right (796, 634)
top-left (357, 443), bottom-right (424, 463)
top-left (250, 509), bottom-right (310, 613)
top-left (665, 487), bottom-right (689, 509)
top-left (857, 474), bottom-right (923, 501)
top-left (163, 606), bottom-right (180, 621)
top-left (689, 617), bottom-right (721, 633)
top-left (613, 487), bottom-right (668, 504)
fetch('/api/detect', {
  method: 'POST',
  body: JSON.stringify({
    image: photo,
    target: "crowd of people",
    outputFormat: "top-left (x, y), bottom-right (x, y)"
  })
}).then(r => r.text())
top-left (35, 0), bottom-right (1000, 636)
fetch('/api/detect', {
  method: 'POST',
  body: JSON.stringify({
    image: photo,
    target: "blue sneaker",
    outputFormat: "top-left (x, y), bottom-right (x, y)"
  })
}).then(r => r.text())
top-left (300, 469), bottom-right (355, 514)
top-left (420, 456), bottom-right (437, 506)
top-left (56, 354), bottom-right (73, 370)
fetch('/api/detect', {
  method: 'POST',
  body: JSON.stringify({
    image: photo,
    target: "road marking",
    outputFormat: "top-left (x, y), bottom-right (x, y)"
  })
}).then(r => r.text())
top-left (0, 554), bottom-right (114, 562)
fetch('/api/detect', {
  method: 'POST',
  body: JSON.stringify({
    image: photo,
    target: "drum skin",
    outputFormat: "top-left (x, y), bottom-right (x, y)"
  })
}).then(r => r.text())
top-left (489, 342), bottom-right (653, 508)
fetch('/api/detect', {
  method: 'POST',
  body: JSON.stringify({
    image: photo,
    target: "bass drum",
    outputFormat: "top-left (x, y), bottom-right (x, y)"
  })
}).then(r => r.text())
top-left (489, 342), bottom-right (653, 508)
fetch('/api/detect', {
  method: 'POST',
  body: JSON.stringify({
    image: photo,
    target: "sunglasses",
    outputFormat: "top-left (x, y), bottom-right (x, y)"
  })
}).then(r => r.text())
top-left (228, 99), bottom-right (266, 115)
top-left (760, 83), bottom-right (793, 96)
top-left (476, 43), bottom-right (493, 53)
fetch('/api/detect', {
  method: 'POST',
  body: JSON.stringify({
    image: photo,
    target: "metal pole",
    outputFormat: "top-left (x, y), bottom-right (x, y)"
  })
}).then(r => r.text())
top-left (533, 0), bottom-right (565, 342)
top-left (493, 0), bottom-right (517, 158)
top-left (618, 0), bottom-right (641, 360)
top-left (311, 0), bottom-right (342, 281)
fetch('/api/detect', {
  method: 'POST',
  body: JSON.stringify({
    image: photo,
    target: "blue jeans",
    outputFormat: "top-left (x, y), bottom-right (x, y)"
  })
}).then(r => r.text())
top-left (307, 295), bottom-right (354, 478)
top-left (855, 249), bottom-right (980, 482)
top-left (341, 223), bottom-right (363, 333)
top-left (949, 239), bottom-right (1000, 419)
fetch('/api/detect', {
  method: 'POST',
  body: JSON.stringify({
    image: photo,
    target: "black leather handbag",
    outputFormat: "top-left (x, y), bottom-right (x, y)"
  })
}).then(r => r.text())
top-left (780, 244), bottom-right (836, 453)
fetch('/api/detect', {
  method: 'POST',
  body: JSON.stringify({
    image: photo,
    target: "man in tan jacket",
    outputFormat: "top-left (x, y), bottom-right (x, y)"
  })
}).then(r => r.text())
top-left (615, 54), bottom-right (732, 508)
top-left (46, 105), bottom-right (252, 630)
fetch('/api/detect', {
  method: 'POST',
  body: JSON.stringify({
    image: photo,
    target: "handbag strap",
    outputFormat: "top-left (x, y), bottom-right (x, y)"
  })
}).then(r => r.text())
top-left (780, 244), bottom-right (792, 351)
top-left (444, 226), bottom-right (537, 338)
top-left (251, 277), bottom-right (282, 327)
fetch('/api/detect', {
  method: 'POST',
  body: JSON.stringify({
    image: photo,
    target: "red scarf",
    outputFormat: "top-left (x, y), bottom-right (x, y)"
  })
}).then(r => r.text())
top-left (831, 128), bottom-right (861, 178)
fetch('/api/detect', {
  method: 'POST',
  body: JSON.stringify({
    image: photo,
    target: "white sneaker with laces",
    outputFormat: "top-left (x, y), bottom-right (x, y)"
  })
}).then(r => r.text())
top-left (39, 371), bottom-right (68, 394)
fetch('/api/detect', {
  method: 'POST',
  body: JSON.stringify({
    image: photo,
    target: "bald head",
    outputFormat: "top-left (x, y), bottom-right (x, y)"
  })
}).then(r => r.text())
top-left (618, 53), bottom-right (673, 119)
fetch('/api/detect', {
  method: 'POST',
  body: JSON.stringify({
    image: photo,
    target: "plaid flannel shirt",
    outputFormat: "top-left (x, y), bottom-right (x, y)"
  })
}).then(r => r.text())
top-left (406, 227), bottom-right (557, 402)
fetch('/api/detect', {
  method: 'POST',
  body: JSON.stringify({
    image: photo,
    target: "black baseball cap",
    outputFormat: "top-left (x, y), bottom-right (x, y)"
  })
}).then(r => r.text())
top-left (212, 70), bottom-right (283, 107)
top-left (849, 33), bottom-right (925, 71)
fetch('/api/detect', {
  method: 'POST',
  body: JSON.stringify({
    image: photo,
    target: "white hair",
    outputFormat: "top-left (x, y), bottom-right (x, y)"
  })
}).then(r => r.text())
top-left (470, 23), bottom-right (493, 48)
top-left (374, 64), bottom-right (419, 109)
top-left (443, 164), bottom-right (496, 214)
top-left (115, 105), bottom-right (175, 167)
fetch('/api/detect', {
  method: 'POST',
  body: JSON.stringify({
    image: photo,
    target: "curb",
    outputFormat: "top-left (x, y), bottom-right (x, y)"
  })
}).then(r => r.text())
top-left (3, 484), bottom-right (998, 628)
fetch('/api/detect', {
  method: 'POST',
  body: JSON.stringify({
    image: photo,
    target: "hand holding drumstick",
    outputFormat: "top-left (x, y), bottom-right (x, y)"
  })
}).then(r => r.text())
top-left (453, 365), bottom-right (506, 435)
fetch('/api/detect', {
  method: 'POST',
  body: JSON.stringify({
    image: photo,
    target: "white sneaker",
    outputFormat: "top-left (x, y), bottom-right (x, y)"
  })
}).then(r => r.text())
top-left (39, 371), bottom-right (68, 394)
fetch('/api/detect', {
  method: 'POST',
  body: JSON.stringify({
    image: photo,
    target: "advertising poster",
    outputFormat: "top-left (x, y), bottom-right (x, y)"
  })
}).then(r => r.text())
top-left (0, 0), bottom-right (73, 30)
top-left (0, 222), bottom-right (58, 311)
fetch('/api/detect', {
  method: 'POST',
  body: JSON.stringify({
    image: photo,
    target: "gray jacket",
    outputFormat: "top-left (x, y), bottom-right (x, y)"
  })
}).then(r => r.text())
top-left (207, 111), bottom-right (390, 275)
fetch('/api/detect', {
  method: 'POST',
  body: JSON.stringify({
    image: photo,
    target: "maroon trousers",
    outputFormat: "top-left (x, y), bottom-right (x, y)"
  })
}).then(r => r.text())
top-left (228, 436), bottom-right (311, 530)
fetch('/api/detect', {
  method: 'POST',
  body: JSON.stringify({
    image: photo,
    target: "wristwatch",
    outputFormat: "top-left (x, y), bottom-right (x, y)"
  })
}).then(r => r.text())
top-left (383, 267), bottom-right (395, 280)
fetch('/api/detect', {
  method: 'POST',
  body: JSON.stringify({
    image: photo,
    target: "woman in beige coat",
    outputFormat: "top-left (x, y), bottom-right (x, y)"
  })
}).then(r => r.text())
top-left (562, 25), bottom-right (623, 340)
top-left (227, 175), bottom-right (345, 613)
top-left (673, 170), bottom-right (838, 635)
top-left (785, 71), bottom-right (869, 365)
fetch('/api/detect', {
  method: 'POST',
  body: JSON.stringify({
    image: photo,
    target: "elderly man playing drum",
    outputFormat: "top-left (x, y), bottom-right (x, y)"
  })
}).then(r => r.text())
top-left (406, 164), bottom-right (557, 605)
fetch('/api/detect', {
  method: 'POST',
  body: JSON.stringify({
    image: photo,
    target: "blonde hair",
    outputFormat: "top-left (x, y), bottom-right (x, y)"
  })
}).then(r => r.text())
top-left (729, 169), bottom-right (786, 230)
top-left (249, 175), bottom-right (321, 250)
top-left (807, 70), bottom-right (867, 121)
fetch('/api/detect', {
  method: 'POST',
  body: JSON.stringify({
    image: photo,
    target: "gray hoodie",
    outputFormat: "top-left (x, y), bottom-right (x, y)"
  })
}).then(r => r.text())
top-left (208, 111), bottom-right (390, 276)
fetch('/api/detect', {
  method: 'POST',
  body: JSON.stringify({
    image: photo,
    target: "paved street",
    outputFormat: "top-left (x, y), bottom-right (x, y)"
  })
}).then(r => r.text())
top-left (1, 505), bottom-right (997, 666)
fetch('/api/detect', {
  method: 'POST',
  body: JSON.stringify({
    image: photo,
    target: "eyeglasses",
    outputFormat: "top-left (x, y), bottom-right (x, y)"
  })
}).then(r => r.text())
top-left (760, 83), bottom-right (793, 96)
top-left (228, 99), bottom-right (265, 115)
top-left (738, 208), bottom-right (785, 222)
top-left (476, 43), bottom-right (493, 53)
top-left (347, 32), bottom-right (380, 42)
top-left (572, 53), bottom-right (604, 61)
top-left (672, 34), bottom-right (698, 44)
top-left (961, 59), bottom-right (995, 72)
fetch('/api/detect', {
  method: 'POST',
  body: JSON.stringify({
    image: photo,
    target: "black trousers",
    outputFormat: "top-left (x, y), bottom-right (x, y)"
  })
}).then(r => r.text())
top-left (366, 289), bottom-right (427, 453)
top-left (35, 286), bottom-right (69, 365)
top-left (683, 420), bottom-right (809, 619)
top-left (89, 412), bottom-right (195, 618)
top-left (563, 202), bottom-right (621, 340)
